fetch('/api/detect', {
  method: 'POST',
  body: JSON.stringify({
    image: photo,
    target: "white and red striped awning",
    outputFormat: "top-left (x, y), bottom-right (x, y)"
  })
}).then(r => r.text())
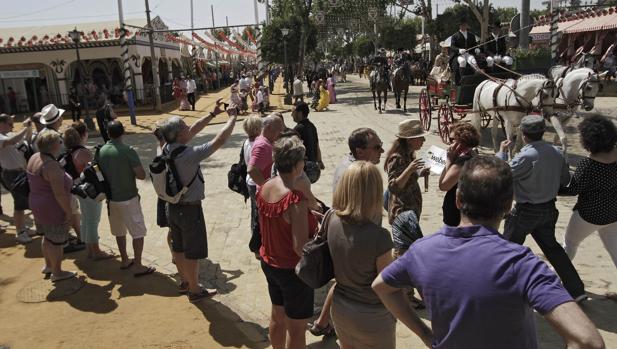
top-left (531, 7), bottom-right (617, 35)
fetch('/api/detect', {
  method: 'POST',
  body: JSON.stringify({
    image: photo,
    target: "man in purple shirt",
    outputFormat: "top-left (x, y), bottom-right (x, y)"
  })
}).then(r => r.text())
top-left (373, 156), bottom-right (604, 349)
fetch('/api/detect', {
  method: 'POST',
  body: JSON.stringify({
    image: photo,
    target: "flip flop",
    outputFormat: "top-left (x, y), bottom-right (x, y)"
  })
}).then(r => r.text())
top-left (120, 260), bottom-right (134, 270)
top-left (51, 271), bottom-right (77, 282)
top-left (134, 266), bottom-right (156, 277)
top-left (92, 251), bottom-right (116, 261)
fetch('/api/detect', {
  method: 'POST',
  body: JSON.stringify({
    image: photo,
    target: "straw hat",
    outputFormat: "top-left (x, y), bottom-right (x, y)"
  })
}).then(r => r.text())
top-left (396, 119), bottom-right (429, 139)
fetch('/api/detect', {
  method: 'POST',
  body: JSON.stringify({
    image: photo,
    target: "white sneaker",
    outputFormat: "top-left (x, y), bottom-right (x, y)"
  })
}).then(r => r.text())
top-left (16, 231), bottom-right (32, 244)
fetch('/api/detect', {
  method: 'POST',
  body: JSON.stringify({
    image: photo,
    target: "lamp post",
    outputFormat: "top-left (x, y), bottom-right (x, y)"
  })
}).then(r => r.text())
top-left (68, 28), bottom-right (95, 130)
top-left (281, 28), bottom-right (291, 104)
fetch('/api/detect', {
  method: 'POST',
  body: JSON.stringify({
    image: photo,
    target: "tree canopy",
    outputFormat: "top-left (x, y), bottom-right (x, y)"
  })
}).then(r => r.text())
top-left (260, 15), bottom-right (317, 65)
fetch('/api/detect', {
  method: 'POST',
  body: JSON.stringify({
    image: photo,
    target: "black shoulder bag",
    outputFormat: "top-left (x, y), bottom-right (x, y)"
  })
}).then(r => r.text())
top-left (295, 210), bottom-right (335, 289)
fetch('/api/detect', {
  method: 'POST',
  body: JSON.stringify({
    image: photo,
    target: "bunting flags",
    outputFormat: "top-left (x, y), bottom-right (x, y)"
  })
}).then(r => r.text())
top-left (246, 29), bottom-right (256, 44)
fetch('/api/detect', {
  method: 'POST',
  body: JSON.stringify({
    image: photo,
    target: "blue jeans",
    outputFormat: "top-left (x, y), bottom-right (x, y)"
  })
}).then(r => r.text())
top-left (504, 201), bottom-right (585, 298)
top-left (77, 196), bottom-right (102, 244)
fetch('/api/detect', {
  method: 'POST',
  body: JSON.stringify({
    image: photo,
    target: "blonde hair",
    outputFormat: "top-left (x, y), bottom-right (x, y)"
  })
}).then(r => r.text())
top-left (243, 114), bottom-right (263, 139)
top-left (333, 161), bottom-right (383, 224)
top-left (36, 129), bottom-right (62, 154)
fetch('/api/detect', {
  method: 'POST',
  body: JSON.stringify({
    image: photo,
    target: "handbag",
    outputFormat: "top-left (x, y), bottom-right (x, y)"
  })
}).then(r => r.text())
top-left (227, 140), bottom-right (249, 202)
top-left (295, 209), bottom-right (335, 289)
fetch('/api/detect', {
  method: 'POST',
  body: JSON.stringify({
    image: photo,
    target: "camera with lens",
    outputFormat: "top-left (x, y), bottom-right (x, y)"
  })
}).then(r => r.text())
top-left (71, 180), bottom-right (97, 199)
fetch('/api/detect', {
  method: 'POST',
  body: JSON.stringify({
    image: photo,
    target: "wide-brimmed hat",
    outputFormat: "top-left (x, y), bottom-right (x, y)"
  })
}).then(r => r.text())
top-left (396, 119), bottom-right (430, 139)
top-left (40, 104), bottom-right (65, 125)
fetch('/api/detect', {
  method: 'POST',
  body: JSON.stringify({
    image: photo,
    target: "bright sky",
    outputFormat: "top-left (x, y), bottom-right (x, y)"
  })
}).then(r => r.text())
top-left (0, 0), bottom-right (548, 30)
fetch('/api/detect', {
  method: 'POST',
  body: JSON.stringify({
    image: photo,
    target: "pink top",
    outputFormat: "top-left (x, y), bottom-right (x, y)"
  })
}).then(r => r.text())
top-left (248, 135), bottom-right (273, 185)
top-left (27, 155), bottom-right (72, 226)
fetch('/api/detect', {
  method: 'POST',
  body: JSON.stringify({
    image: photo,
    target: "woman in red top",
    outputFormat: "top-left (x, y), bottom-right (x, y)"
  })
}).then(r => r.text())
top-left (257, 135), bottom-right (317, 349)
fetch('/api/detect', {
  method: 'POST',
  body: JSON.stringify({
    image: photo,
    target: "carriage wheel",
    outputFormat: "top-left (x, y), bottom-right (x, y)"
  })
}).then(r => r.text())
top-left (419, 89), bottom-right (432, 131)
top-left (480, 112), bottom-right (491, 129)
top-left (437, 105), bottom-right (453, 144)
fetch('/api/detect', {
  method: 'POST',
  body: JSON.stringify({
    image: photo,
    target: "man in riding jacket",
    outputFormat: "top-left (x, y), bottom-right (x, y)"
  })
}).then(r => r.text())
top-left (450, 17), bottom-right (479, 85)
top-left (485, 21), bottom-right (513, 69)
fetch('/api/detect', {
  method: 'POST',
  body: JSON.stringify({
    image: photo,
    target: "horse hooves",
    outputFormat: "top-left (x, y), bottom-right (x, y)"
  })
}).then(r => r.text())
top-left (396, 105), bottom-right (401, 109)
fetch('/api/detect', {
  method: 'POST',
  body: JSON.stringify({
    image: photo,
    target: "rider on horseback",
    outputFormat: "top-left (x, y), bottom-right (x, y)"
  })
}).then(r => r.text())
top-left (484, 21), bottom-right (514, 70)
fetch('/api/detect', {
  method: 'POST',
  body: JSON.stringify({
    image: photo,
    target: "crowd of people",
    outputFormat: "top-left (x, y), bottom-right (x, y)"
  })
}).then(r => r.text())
top-left (0, 68), bottom-right (615, 348)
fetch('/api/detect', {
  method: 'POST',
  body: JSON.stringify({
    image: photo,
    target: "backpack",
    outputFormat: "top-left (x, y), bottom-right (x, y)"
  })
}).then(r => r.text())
top-left (59, 145), bottom-right (86, 180)
top-left (150, 145), bottom-right (203, 204)
top-left (227, 141), bottom-right (249, 202)
top-left (73, 145), bottom-right (110, 202)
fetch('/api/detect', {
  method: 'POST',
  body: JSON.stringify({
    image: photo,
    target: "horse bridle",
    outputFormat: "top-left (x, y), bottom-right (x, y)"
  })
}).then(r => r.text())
top-left (555, 75), bottom-right (599, 110)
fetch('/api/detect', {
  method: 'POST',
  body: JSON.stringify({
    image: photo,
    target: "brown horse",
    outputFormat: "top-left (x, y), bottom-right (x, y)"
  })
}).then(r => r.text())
top-left (410, 62), bottom-right (427, 85)
top-left (370, 65), bottom-right (389, 113)
top-left (392, 64), bottom-right (411, 112)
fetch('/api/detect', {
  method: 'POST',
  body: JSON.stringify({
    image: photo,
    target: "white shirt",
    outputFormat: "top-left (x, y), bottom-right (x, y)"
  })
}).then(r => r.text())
top-left (257, 90), bottom-right (264, 104)
top-left (239, 78), bottom-right (250, 90)
top-left (293, 79), bottom-right (304, 96)
top-left (460, 30), bottom-right (468, 40)
top-left (243, 139), bottom-right (256, 186)
top-left (187, 79), bottom-right (197, 93)
top-left (0, 133), bottom-right (27, 170)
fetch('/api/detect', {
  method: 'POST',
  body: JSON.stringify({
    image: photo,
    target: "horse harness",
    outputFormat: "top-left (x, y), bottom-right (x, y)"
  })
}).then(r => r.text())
top-left (554, 74), bottom-right (598, 112)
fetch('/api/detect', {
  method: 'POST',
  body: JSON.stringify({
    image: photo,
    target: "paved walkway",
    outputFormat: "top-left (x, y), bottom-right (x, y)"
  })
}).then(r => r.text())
top-left (4, 75), bottom-right (617, 348)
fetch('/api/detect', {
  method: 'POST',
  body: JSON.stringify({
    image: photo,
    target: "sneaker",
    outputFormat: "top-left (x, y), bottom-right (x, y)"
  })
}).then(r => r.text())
top-left (188, 288), bottom-right (217, 303)
top-left (16, 231), bottom-right (32, 244)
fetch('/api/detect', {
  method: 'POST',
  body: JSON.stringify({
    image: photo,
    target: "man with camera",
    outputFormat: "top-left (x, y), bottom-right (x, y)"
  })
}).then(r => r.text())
top-left (0, 113), bottom-right (32, 243)
top-left (157, 100), bottom-right (237, 303)
top-left (98, 121), bottom-right (153, 277)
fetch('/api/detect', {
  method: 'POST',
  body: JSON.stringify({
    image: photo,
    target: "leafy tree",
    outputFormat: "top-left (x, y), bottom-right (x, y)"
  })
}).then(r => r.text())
top-left (260, 15), bottom-right (317, 66)
top-left (494, 7), bottom-right (518, 24)
top-left (353, 35), bottom-right (375, 57)
top-left (380, 18), bottom-right (418, 50)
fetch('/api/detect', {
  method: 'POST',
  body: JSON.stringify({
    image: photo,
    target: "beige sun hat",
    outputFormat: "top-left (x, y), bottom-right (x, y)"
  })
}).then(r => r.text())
top-left (40, 104), bottom-right (65, 125)
top-left (396, 119), bottom-right (430, 139)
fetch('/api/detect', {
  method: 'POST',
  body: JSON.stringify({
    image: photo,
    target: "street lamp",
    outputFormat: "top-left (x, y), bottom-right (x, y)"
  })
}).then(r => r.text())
top-left (68, 28), bottom-right (94, 130)
top-left (281, 28), bottom-right (291, 104)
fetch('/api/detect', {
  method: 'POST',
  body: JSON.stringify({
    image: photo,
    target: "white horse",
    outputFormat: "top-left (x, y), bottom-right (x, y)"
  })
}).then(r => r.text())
top-left (548, 53), bottom-right (596, 81)
top-left (472, 74), bottom-right (557, 153)
top-left (552, 67), bottom-right (606, 155)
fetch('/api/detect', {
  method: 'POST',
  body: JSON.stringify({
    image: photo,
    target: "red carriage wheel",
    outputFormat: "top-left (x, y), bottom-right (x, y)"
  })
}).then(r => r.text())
top-left (418, 89), bottom-right (432, 131)
top-left (481, 111), bottom-right (491, 129)
top-left (437, 105), bottom-right (453, 144)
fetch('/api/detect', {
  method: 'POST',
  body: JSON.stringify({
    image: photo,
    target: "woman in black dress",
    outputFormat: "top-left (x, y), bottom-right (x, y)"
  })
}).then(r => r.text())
top-left (438, 122), bottom-right (480, 226)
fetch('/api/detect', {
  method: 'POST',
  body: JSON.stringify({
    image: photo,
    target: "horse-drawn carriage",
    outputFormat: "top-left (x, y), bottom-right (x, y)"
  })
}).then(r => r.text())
top-left (419, 70), bottom-right (516, 144)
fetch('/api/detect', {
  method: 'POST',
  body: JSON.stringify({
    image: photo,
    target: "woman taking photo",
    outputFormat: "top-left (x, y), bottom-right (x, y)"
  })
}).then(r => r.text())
top-left (385, 119), bottom-right (430, 224)
top-left (257, 136), bottom-right (317, 349)
top-left (562, 114), bottom-right (617, 268)
top-left (28, 130), bottom-right (76, 282)
top-left (63, 122), bottom-right (112, 260)
top-left (328, 161), bottom-right (404, 349)
top-left (438, 122), bottom-right (480, 226)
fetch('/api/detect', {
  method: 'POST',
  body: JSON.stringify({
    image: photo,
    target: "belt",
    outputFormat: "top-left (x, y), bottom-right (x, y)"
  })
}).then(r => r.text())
top-left (516, 199), bottom-right (556, 206)
top-left (171, 200), bottom-right (201, 206)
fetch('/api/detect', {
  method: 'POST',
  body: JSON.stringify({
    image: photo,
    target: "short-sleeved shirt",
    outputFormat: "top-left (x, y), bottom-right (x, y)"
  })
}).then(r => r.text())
top-left (243, 139), bottom-right (256, 187)
top-left (561, 157), bottom-right (617, 225)
top-left (381, 225), bottom-right (573, 349)
top-left (293, 79), bottom-right (304, 96)
top-left (497, 141), bottom-right (570, 204)
top-left (293, 119), bottom-right (319, 162)
top-left (164, 142), bottom-right (214, 203)
top-left (99, 140), bottom-right (142, 202)
top-left (332, 153), bottom-right (355, 192)
top-left (327, 214), bottom-right (393, 306)
top-left (0, 133), bottom-right (27, 170)
top-left (386, 153), bottom-right (423, 223)
top-left (249, 136), bottom-right (273, 185)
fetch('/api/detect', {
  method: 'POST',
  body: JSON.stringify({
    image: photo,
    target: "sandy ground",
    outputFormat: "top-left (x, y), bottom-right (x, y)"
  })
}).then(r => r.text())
top-left (0, 75), bottom-right (616, 349)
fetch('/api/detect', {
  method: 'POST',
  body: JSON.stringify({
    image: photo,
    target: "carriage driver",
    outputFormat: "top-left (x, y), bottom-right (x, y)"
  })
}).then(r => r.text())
top-left (450, 17), bottom-right (479, 84)
top-left (485, 21), bottom-right (513, 68)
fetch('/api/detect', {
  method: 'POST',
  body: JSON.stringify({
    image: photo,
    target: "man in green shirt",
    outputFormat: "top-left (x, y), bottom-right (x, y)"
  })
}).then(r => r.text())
top-left (99, 121), bottom-right (154, 277)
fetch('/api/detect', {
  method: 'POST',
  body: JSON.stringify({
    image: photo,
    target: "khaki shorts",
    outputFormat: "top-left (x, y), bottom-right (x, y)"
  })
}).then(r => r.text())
top-left (71, 195), bottom-right (80, 215)
top-left (108, 196), bottom-right (147, 239)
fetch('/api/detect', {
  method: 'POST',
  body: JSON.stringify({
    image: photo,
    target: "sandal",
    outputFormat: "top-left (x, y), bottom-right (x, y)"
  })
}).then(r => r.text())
top-left (133, 266), bottom-right (156, 277)
top-left (308, 322), bottom-right (335, 337)
top-left (92, 251), bottom-right (116, 261)
top-left (120, 260), bottom-right (134, 270)
top-left (51, 271), bottom-right (77, 282)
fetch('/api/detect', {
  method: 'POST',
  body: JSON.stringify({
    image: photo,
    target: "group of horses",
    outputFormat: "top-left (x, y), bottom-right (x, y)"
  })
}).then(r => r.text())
top-left (366, 55), bottom-right (606, 158)
top-left (367, 60), bottom-right (427, 113)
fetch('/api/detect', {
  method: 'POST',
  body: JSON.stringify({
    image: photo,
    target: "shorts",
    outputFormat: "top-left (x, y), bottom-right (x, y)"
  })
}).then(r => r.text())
top-left (260, 261), bottom-right (314, 319)
top-left (108, 196), bottom-right (147, 239)
top-left (156, 198), bottom-right (168, 228)
top-left (71, 195), bottom-right (80, 215)
top-left (2, 169), bottom-right (29, 211)
top-left (166, 202), bottom-right (208, 259)
top-left (36, 222), bottom-right (69, 245)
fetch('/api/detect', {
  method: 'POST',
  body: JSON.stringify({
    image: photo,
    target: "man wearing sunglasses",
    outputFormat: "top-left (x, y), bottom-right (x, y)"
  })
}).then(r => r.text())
top-left (332, 128), bottom-right (384, 192)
